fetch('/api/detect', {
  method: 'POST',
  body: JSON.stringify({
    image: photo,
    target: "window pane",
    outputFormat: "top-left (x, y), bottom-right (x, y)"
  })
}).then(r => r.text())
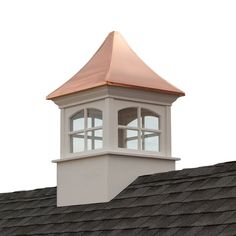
top-left (71, 133), bottom-right (85, 153)
top-left (141, 109), bottom-right (159, 130)
top-left (87, 109), bottom-right (102, 128)
top-left (87, 129), bottom-right (103, 150)
top-left (71, 110), bottom-right (84, 131)
top-left (118, 129), bottom-right (138, 150)
top-left (118, 108), bottom-right (138, 127)
top-left (142, 131), bottom-right (159, 152)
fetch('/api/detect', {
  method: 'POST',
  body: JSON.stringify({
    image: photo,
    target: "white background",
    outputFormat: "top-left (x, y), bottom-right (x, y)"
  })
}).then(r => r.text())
top-left (0, 0), bottom-right (236, 193)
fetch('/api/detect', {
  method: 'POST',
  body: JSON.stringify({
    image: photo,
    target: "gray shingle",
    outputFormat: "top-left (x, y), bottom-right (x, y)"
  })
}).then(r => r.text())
top-left (1, 161), bottom-right (236, 235)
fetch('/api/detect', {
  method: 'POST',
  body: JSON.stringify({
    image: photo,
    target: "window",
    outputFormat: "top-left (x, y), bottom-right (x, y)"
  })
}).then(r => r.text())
top-left (118, 108), bottom-right (160, 152)
top-left (69, 109), bottom-right (103, 153)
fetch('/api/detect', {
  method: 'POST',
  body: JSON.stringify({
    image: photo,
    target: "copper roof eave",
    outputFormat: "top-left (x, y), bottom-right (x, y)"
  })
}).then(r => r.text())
top-left (46, 82), bottom-right (185, 101)
top-left (106, 81), bottom-right (185, 97)
top-left (46, 81), bottom-right (108, 100)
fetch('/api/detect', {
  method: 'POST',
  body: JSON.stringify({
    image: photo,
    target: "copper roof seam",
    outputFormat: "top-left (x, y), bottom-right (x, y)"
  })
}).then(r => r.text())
top-left (106, 81), bottom-right (185, 96)
top-left (104, 32), bottom-right (115, 83)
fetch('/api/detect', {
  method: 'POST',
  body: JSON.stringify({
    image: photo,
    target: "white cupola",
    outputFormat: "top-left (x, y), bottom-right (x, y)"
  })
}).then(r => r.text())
top-left (47, 31), bottom-right (184, 206)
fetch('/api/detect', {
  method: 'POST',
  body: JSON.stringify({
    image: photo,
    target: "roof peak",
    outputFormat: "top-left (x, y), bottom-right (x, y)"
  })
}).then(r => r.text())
top-left (109, 30), bottom-right (121, 35)
top-left (47, 32), bottom-right (184, 100)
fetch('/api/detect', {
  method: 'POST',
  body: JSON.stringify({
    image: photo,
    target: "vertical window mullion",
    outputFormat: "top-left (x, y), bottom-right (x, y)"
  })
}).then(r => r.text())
top-left (92, 129), bottom-right (95, 149)
top-left (84, 108), bottom-right (88, 151)
top-left (92, 117), bottom-right (95, 149)
top-left (137, 107), bottom-right (141, 150)
top-left (141, 131), bottom-right (144, 150)
top-left (70, 134), bottom-right (73, 153)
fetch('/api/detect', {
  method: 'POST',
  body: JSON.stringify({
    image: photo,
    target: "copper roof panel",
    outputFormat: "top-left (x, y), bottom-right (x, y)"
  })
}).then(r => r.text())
top-left (47, 32), bottom-right (184, 100)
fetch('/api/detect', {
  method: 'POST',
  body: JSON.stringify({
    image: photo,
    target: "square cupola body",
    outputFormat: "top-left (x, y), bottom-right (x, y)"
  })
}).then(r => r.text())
top-left (47, 31), bottom-right (185, 206)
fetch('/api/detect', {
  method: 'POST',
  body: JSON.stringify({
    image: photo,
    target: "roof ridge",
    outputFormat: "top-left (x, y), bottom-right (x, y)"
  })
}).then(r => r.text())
top-left (131, 161), bottom-right (236, 185)
top-left (104, 31), bottom-right (115, 82)
top-left (129, 172), bottom-right (236, 190)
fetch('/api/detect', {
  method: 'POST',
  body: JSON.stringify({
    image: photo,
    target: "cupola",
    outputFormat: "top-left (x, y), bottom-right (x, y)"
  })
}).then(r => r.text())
top-left (47, 31), bottom-right (184, 206)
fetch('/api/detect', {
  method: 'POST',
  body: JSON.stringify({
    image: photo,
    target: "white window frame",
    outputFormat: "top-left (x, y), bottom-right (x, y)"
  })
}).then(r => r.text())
top-left (118, 107), bottom-right (161, 152)
top-left (69, 108), bottom-right (103, 153)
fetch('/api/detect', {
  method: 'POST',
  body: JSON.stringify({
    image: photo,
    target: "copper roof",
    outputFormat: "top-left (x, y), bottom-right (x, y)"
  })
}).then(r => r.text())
top-left (47, 31), bottom-right (184, 100)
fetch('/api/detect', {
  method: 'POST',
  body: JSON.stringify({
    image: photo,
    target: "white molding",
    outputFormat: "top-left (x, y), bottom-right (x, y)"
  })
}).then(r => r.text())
top-left (58, 95), bottom-right (173, 109)
top-left (53, 86), bottom-right (178, 108)
top-left (112, 95), bottom-right (173, 106)
top-left (52, 149), bottom-right (180, 163)
top-left (59, 96), bottom-right (109, 109)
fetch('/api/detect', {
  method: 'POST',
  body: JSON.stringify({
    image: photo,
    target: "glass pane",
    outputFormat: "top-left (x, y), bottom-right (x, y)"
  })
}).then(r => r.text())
top-left (87, 129), bottom-right (103, 150)
top-left (87, 109), bottom-right (102, 128)
top-left (71, 133), bottom-right (85, 153)
top-left (71, 110), bottom-right (84, 131)
top-left (141, 109), bottom-right (159, 130)
top-left (118, 108), bottom-right (138, 127)
top-left (118, 129), bottom-right (138, 150)
top-left (142, 131), bottom-right (159, 152)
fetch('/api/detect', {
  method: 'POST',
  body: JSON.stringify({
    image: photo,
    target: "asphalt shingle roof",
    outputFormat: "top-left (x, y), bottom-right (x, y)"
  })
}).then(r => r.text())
top-left (1, 161), bottom-right (236, 235)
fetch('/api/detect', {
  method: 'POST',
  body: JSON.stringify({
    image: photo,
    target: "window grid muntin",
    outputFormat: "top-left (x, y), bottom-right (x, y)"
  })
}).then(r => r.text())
top-left (69, 108), bottom-right (103, 153)
top-left (118, 107), bottom-right (161, 152)
top-left (87, 129), bottom-right (103, 150)
top-left (141, 131), bottom-right (160, 151)
top-left (87, 109), bottom-right (103, 128)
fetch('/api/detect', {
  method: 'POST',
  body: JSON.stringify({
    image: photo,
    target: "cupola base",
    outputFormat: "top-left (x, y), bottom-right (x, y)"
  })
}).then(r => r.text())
top-left (55, 152), bottom-right (178, 206)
